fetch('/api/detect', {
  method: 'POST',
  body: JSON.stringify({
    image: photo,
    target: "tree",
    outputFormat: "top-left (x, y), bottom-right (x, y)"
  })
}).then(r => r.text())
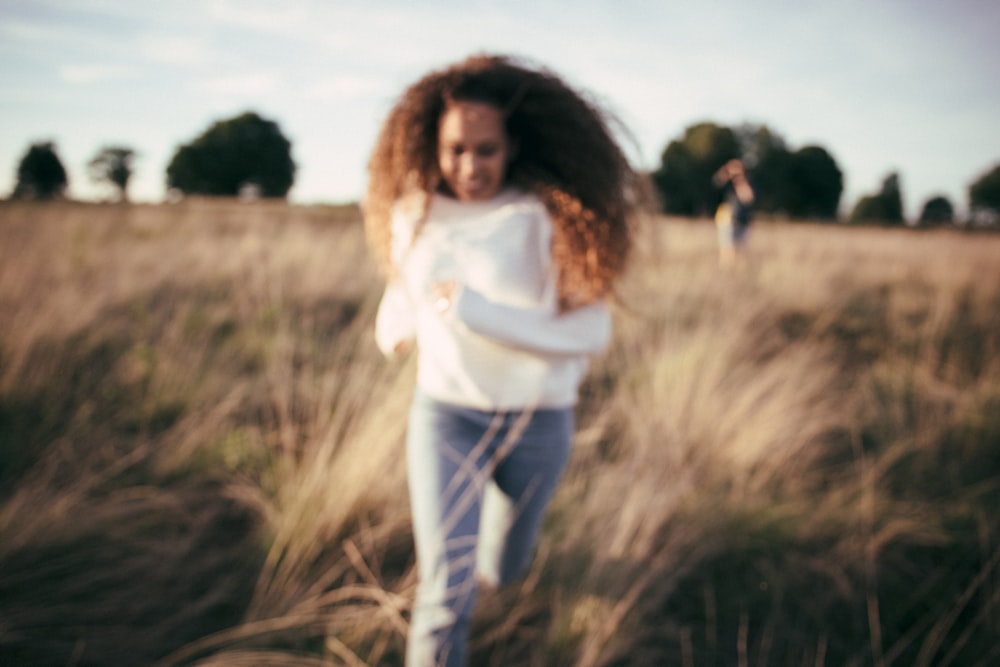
top-left (968, 163), bottom-right (1000, 215)
top-left (166, 111), bottom-right (295, 198)
top-left (880, 172), bottom-right (904, 222)
top-left (918, 195), bottom-right (954, 226)
top-left (734, 123), bottom-right (789, 173)
top-left (653, 121), bottom-right (844, 220)
top-left (12, 141), bottom-right (68, 200)
top-left (734, 124), bottom-right (791, 214)
top-left (849, 172), bottom-right (904, 225)
top-left (652, 121), bottom-right (740, 215)
top-left (88, 146), bottom-right (136, 202)
top-left (784, 146), bottom-right (843, 219)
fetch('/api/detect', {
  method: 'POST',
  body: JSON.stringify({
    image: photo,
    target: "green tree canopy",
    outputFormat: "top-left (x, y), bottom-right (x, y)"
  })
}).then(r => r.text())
top-left (653, 121), bottom-right (843, 220)
top-left (918, 195), bottom-right (954, 226)
top-left (12, 141), bottom-right (68, 200)
top-left (88, 146), bottom-right (136, 202)
top-left (735, 123), bottom-right (787, 171)
top-left (734, 124), bottom-right (790, 214)
top-left (968, 163), bottom-right (1000, 214)
top-left (166, 111), bottom-right (295, 198)
top-left (652, 122), bottom-right (739, 216)
top-left (849, 172), bottom-right (904, 225)
top-left (784, 146), bottom-right (843, 219)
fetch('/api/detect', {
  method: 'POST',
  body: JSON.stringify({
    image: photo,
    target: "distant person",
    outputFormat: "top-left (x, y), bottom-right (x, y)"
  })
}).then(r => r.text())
top-left (713, 158), bottom-right (755, 267)
top-left (363, 54), bottom-right (639, 666)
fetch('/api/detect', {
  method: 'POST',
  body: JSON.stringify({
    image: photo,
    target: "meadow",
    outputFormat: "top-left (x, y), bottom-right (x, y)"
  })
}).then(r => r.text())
top-left (0, 199), bottom-right (997, 666)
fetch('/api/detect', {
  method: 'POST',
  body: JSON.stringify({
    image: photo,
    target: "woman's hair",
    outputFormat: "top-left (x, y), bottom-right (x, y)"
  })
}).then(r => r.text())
top-left (364, 53), bottom-right (643, 309)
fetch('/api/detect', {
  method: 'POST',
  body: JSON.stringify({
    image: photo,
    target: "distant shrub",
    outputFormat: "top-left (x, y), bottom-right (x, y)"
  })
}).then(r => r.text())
top-left (918, 195), bottom-right (955, 226)
top-left (88, 146), bottom-right (136, 202)
top-left (652, 121), bottom-right (740, 216)
top-left (968, 162), bottom-right (1000, 224)
top-left (784, 145), bottom-right (844, 220)
top-left (849, 172), bottom-right (904, 225)
top-left (12, 141), bottom-right (68, 200)
top-left (652, 122), bottom-right (844, 220)
top-left (166, 111), bottom-right (295, 198)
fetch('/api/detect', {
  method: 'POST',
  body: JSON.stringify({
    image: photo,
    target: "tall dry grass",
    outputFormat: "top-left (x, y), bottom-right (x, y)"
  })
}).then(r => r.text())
top-left (0, 200), bottom-right (997, 666)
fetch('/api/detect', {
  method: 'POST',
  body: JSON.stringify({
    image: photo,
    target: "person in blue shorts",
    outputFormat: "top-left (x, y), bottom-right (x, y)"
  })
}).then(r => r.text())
top-left (713, 158), bottom-right (755, 268)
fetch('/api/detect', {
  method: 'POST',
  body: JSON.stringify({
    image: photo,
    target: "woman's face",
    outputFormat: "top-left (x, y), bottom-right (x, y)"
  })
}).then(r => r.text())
top-left (437, 101), bottom-right (511, 202)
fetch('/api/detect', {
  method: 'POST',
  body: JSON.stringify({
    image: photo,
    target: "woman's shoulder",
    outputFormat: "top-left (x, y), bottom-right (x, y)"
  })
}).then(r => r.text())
top-left (389, 192), bottom-right (428, 262)
top-left (390, 190), bottom-right (427, 223)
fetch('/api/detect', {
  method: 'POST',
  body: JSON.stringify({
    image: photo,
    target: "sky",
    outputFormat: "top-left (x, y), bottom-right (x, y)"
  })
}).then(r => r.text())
top-left (1, 0), bottom-right (999, 218)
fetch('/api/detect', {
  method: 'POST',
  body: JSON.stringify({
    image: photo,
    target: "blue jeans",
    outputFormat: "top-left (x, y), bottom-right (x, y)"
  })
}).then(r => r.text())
top-left (405, 392), bottom-right (573, 667)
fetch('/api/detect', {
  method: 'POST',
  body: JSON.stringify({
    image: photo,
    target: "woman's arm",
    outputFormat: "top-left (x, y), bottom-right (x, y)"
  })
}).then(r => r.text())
top-left (715, 159), bottom-right (754, 204)
top-left (374, 280), bottom-right (416, 356)
top-left (446, 285), bottom-right (611, 357)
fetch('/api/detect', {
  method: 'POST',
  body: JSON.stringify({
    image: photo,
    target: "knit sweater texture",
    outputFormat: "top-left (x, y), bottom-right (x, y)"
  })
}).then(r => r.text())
top-left (374, 188), bottom-right (611, 409)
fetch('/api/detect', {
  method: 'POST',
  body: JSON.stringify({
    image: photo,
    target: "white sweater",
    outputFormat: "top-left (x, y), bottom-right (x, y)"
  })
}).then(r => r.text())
top-left (374, 188), bottom-right (611, 410)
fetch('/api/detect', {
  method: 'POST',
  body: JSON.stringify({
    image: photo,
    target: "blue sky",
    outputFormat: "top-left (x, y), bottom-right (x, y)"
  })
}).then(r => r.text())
top-left (1, 0), bottom-right (998, 218)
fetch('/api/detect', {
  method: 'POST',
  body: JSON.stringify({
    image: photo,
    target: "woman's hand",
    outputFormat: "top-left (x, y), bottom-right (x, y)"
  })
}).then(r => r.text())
top-left (431, 281), bottom-right (458, 314)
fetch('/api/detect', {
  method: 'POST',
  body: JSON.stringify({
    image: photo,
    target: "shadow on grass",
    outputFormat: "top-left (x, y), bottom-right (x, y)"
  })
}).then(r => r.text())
top-left (0, 483), bottom-right (263, 666)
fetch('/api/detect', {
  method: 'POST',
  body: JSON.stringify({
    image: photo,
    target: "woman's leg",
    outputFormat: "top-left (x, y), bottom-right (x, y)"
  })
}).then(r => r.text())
top-left (406, 399), bottom-right (573, 665)
top-left (477, 407), bottom-right (573, 586)
top-left (406, 394), bottom-right (497, 667)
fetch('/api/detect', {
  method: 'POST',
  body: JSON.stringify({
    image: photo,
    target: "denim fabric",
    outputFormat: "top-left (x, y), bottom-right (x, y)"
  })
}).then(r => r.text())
top-left (405, 392), bottom-right (573, 667)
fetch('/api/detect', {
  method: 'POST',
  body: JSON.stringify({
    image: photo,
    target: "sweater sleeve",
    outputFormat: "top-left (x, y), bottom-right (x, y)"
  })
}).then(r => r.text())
top-left (450, 286), bottom-right (611, 357)
top-left (374, 280), bottom-right (416, 357)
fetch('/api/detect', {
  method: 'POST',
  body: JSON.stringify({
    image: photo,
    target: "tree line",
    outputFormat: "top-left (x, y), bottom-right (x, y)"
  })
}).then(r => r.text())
top-left (7, 110), bottom-right (1000, 226)
top-left (9, 112), bottom-right (295, 204)
top-left (652, 120), bottom-right (999, 227)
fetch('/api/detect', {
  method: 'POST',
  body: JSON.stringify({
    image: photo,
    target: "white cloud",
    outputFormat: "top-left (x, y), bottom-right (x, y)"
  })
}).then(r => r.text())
top-left (139, 35), bottom-right (218, 66)
top-left (305, 75), bottom-right (389, 101)
top-left (204, 0), bottom-right (311, 35)
top-left (196, 71), bottom-right (280, 96)
top-left (58, 64), bottom-right (136, 85)
top-left (0, 19), bottom-right (65, 42)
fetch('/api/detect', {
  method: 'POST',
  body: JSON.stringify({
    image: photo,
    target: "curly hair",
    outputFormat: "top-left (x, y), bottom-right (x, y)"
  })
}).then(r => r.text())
top-left (364, 53), bottom-right (643, 309)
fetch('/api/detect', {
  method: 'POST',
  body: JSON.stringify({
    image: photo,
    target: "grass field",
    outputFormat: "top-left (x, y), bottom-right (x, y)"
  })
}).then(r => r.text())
top-left (1, 199), bottom-right (998, 666)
